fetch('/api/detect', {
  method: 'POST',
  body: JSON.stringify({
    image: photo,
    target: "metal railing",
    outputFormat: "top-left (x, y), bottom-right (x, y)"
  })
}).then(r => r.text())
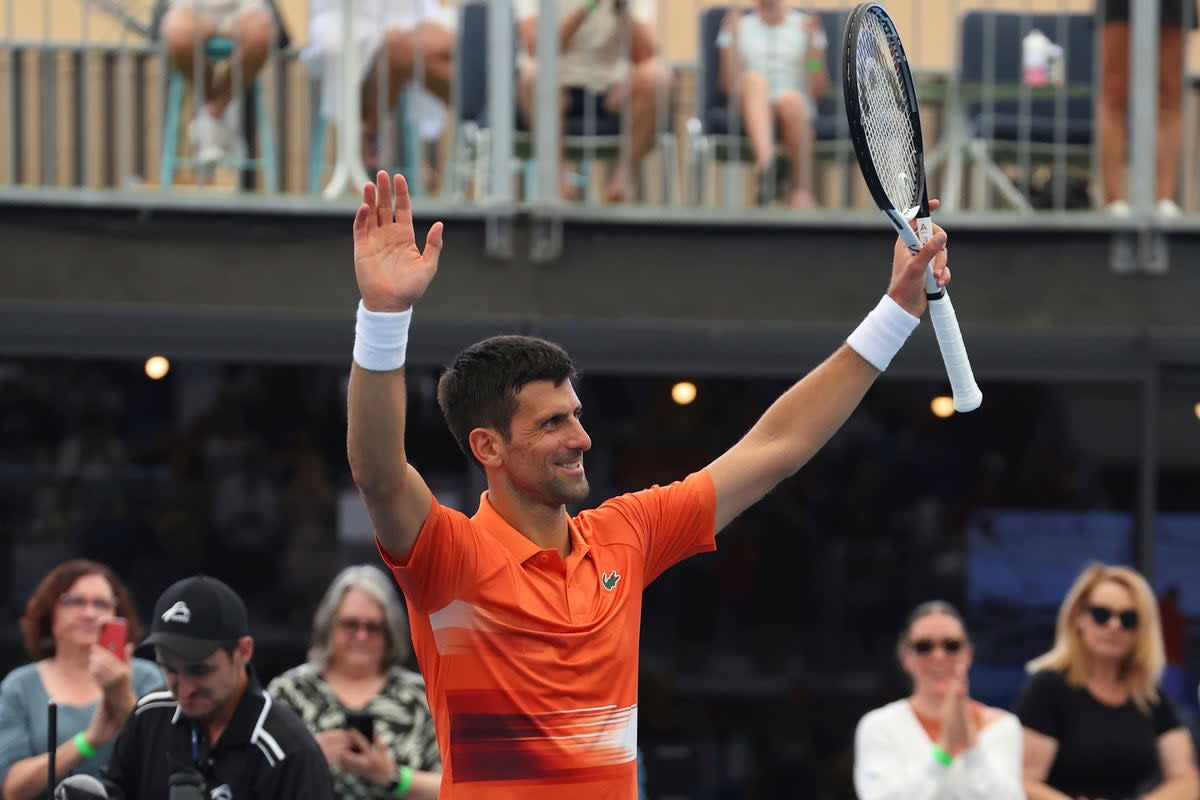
top-left (0, 0), bottom-right (1194, 217)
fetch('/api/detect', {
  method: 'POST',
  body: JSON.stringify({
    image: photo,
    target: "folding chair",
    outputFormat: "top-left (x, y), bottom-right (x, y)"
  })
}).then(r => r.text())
top-left (938, 11), bottom-right (1095, 210)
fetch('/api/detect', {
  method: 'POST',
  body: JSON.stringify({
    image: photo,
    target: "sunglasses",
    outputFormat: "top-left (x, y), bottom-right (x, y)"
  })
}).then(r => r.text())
top-left (335, 617), bottom-right (386, 637)
top-left (909, 638), bottom-right (966, 656)
top-left (1087, 605), bottom-right (1139, 630)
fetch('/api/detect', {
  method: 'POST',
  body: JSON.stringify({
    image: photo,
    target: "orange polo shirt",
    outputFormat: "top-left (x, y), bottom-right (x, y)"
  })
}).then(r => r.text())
top-left (378, 470), bottom-right (716, 799)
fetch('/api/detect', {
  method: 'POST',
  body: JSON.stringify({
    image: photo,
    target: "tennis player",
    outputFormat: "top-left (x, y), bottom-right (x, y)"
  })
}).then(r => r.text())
top-left (347, 170), bottom-right (949, 798)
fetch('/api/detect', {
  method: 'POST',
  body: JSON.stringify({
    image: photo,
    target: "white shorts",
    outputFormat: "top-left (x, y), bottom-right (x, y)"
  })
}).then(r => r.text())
top-left (167, 0), bottom-right (270, 32)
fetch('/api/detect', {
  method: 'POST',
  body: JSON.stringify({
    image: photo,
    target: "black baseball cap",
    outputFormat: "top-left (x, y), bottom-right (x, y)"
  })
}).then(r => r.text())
top-left (143, 576), bottom-right (249, 662)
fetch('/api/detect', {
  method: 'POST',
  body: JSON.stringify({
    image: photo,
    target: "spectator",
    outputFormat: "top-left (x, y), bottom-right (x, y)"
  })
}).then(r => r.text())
top-left (158, 0), bottom-right (277, 168)
top-left (0, 560), bottom-right (161, 800)
top-left (1098, 0), bottom-right (1196, 216)
top-left (305, 0), bottom-right (455, 173)
top-left (103, 576), bottom-right (333, 799)
top-left (268, 566), bottom-right (441, 799)
top-left (854, 601), bottom-right (1023, 800)
top-left (515, 0), bottom-right (674, 202)
top-left (716, 0), bottom-right (827, 208)
top-left (1016, 563), bottom-right (1199, 800)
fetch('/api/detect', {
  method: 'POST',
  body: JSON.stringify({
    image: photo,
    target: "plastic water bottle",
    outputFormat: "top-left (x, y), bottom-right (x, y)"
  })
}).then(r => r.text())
top-left (1022, 29), bottom-right (1051, 87)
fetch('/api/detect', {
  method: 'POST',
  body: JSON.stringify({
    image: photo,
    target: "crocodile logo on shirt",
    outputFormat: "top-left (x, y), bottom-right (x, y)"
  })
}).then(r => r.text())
top-left (601, 570), bottom-right (621, 591)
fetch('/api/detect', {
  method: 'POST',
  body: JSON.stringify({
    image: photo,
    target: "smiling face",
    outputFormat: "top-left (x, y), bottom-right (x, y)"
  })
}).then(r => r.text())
top-left (330, 588), bottom-right (389, 675)
top-left (1076, 579), bottom-right (1139, 663)
top-left (481, 380), bottom-right (592, 507)
top-left (900, 611), bottom-right (972, 699)
top-left (52, 573), bottom-right (117, 652)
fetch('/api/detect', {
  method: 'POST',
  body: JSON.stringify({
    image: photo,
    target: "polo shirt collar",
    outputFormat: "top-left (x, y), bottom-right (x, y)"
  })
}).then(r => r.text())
top-left (473, 491), bottom-right (588, 564)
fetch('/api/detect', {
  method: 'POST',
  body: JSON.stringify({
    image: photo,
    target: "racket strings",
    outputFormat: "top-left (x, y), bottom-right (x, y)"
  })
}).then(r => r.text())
top-left (854, 14), bottom-right (921, 212)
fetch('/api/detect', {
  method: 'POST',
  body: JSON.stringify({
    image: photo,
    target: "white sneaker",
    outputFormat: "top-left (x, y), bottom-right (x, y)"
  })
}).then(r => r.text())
top-left (188, 108), bottom-right (228, 168)
top-left (1105, 200), bottom-right (1132, 217)
top-left (1156, 198), bottom-right (1182, 218)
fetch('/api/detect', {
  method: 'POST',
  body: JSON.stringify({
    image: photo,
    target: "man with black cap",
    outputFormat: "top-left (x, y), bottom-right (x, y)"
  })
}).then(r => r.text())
top-left (102, 576), bottom-right (333, 799)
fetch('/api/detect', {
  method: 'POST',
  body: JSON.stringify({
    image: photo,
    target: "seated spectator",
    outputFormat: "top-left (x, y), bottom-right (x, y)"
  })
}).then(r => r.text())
top-left (716, 0), bottom-right (827, 208)
top-left (515, 0), bottom-right (673, 202)
top-left (159, 0), bottom-right (277, 167)
top-left (268, 566), bottom-right (440, 800)
top-left (0, 560), bottom-right (161, 799)
top-left (854, 601), bottom-right (1022, 800)
top-left (304, 0), bottom-right (455, 174)
top-left (1017, 563), bottom-right (1199, 800)
top-left (104, 576), bottom-right (333, 799)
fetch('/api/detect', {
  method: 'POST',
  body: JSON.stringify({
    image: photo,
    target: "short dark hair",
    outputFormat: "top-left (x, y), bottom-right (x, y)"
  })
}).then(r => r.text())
top-left (20, 559), bottom-right (143, 660)
top-left (436, 335), bottom-right (578, 467)
top-left (897, 600), bottom-right (968, 651)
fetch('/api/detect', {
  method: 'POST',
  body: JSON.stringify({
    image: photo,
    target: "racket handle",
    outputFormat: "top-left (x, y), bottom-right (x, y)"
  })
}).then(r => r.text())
top-left (915, 216), bottom-right (940, 295)
top-left (928, 291), bottom-right (983, 412)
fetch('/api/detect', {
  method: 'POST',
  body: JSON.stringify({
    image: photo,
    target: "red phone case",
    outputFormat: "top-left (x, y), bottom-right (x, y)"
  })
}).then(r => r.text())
top-left (99, 617), bottom-right (128, 660)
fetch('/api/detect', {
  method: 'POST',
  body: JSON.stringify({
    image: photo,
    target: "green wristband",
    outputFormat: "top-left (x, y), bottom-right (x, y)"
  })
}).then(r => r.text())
top-left (807, 57), bottom-right (824, 71)
top-left (393, 766), bottom-right (413, 797)
top-left (931, 744), bottom-right (953, 766)
top-left (73, 731), bottom-right (97, 760)
top-left (585, 0), bottom-right (598, 11)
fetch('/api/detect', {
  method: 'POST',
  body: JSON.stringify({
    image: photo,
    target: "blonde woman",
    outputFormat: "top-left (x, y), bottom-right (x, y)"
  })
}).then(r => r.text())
top-left (854, 601), bottom-right (1023, 800)
top-left (1017, 563), bottom-right (1199, 800)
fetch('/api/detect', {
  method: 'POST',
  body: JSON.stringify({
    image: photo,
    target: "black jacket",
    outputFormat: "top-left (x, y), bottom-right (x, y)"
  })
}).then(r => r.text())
top-left (104, 672), bottom-right (333, 800)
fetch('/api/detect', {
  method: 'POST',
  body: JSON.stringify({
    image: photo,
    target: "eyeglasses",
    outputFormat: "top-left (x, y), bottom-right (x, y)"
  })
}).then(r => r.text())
top-left (1087, 605), bottom-right (1139, 630)
top-left (335, 618), bottom-right (386, 637)
top-left (59, 595), bottom-right (116, 613)
top-left (909, 638), bottom-right (966, 656)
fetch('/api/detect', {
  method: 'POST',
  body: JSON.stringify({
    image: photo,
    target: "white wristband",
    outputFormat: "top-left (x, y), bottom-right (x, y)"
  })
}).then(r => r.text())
top-left (845, 294), bottom-right (920, 372)
top-left (353, 301), bottom-right (412, 372)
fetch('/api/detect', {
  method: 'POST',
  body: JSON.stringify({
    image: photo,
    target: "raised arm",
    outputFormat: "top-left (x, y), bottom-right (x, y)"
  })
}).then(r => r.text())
top-left (706, 208), bottom-right (948, 533)
top-left (804, 15), bottom-right (828, 100)
top-left (347, 171), bottom-right (444, 561)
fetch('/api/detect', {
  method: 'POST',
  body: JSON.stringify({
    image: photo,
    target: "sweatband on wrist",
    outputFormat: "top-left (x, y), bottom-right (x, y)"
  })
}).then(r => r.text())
top-left (73, 731), bottom-right (97, 760)
top-left (845, 294), bottom-right (920, 372)
top-left (931, 745), bottom-right (953, 766)
top-left (353, 301), bottom-right (412, 372)
top-left (585, 0), bottom-right (598, 11)
top-left (807, 57), bottom-right (824, 71)
top-left (394, 766), bottom-right (414, 797)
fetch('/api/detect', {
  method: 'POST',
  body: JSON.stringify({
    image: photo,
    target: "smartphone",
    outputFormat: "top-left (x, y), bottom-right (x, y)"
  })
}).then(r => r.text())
top-left (98, 617), bottom-right (128, 660)
top-left (343, 711), bottom-right (375, 748)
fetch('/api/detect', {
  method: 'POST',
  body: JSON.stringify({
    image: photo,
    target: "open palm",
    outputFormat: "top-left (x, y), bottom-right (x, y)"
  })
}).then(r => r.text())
top-left (352, 171), bottom-right (444, 312)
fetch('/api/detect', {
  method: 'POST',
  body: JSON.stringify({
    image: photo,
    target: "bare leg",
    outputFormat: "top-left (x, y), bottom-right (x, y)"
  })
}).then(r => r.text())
top-left (1098, 21), bottom-right (1129, 205)
top-left (602, 58), bottom-right (673, 203)
top-left (161, 7), bottom-right (217, 92)
top-left (1156, 25), bottom-right (1184, 203)
top-left (736, 70), bottom-right (774, 174)
top-left (204, 9), bottom-right (273, 116)
top-left (381, 22), bottom-right (455, 106)
top-left (773, 89), bottom-right (816, 208)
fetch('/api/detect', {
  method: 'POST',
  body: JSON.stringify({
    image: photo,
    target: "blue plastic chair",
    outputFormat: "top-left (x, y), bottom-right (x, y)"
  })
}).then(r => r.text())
top-left (160, 36), bottom-right (278, 191)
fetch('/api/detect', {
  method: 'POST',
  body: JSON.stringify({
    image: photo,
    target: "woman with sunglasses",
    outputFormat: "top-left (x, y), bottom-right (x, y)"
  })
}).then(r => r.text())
top-left (1017, 563), bottom-right (1199, 800)
top-left (267, 565), bottom-right (441, 799)
top-left (0, 559), bottom-right (162, 800)
top-left (854, 600), bottom-right (1023, 800)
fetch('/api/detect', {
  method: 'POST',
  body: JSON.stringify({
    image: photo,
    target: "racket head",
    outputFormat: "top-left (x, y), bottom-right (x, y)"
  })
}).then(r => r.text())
top-left (843, 3), bottom-right (929, 220)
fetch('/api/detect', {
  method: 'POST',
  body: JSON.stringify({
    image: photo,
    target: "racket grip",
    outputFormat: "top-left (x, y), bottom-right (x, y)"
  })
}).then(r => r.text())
top-left (928, 291), bottom-right (983, 412)
top-left (915, 216), bottom-right (940, 295)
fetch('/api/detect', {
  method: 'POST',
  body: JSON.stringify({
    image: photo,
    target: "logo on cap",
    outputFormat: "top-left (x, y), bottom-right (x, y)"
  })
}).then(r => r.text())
top-left (161, 601), bottom-right (191, 624)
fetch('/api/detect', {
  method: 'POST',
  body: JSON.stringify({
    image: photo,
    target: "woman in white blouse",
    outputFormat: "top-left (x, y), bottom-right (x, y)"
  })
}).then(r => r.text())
top-left (853, 601), bottom-right (1023, 800)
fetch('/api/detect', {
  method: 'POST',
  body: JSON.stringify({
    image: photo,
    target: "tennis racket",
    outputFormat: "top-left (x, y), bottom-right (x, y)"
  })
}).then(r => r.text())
top-left (843, 2), bottom-right (982, 413)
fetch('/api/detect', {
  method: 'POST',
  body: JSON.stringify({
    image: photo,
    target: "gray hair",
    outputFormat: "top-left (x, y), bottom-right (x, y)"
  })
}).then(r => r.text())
top-left (308, 565), bottom-right (411, 672)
